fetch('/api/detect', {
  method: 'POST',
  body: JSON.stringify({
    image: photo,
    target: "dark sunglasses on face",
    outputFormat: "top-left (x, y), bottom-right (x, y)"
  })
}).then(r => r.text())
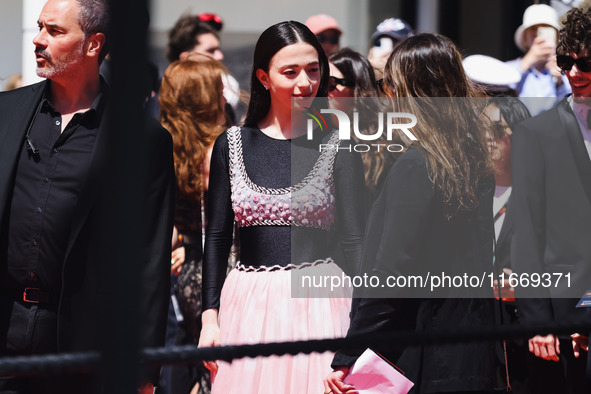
top-left (317, 33), bottom-right (340, 45)
top-left (328, 76), bottom-right (354, 91)
top-left (490, 123), bottom-right (512, 139)
top-left (556, 54), bottom-right (591, 73)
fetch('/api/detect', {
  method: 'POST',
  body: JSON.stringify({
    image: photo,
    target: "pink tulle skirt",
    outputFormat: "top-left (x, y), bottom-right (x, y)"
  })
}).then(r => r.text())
top-left (211, 260), bottom-right (352, 394)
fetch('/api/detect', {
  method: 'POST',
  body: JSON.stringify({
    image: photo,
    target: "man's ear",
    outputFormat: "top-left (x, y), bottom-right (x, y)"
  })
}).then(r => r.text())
top-left (256, 68), bottom-right (270, 90)
top-left (87, 32), bottom-right (106, 59)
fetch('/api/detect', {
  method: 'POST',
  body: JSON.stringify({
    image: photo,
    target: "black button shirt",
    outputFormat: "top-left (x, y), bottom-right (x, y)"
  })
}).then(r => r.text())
top-left (7, 83), bottom-right (104, 293)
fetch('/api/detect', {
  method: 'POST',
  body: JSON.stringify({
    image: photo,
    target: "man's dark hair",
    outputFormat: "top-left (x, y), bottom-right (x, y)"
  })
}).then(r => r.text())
top-left (166, 14), bottom-right (219, 62)
top-left (76, 0), bottom-right (110, 63)
top-left (557, 7), bottom-right (591, 56)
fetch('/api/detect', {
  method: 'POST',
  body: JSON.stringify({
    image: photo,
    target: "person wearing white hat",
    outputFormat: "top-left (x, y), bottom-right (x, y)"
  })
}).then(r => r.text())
top-left (506, 4), bottom-right (571, 114)
top-left (463, 54), bottom-right (521, 96)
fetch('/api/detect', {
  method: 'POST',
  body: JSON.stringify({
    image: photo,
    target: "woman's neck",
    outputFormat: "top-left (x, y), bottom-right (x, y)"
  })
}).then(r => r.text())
top-left (258, 107), bottom-right (307, 140)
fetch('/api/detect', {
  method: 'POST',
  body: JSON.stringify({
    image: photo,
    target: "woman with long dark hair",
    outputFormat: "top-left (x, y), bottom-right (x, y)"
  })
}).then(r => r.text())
top-left (199, 21), bottom-right (365, 393)
top-left (325, 33), bottom-right (496, 394)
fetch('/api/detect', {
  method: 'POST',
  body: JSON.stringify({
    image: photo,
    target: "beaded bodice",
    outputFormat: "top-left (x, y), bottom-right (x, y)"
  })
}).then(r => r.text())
top-left (227, 126), bottom-right (340, 230)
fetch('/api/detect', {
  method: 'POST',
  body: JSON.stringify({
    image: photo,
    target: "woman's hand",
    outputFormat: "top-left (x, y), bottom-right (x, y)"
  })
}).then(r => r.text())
top-left (199, 309), bottom-right (221, 376)
top-left (171, 246), bottom-right (185, 275)
top-left (323, 366), bottom-right (357, 394)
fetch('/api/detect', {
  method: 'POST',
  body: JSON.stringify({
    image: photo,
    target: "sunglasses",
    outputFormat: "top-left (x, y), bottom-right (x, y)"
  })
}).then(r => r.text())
top-left (556, 55), bottom-right (591, 73)
top-left (328, 76), bottom-right (354, 91)
top-left (317, 33), bottom-right (340, 45)
top-left (490, 123), bottom-right (512, 139)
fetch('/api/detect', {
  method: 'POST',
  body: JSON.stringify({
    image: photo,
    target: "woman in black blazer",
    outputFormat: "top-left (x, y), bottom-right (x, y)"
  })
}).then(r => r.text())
top-left (324, 33), bottom-right (496, 394)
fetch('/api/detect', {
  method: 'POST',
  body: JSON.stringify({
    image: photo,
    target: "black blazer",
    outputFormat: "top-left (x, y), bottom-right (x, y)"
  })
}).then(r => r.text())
top-left (511, 98), bottom-right (591, 326)
top-left (0, 81), bottom-right (175, 383)
top-left (334, 148), bottom-right (495, 393)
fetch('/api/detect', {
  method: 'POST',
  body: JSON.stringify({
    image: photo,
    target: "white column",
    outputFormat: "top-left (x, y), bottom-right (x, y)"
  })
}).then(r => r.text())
top-left (344, 0), bottom-right (370, 55)
top-left (22, 0), bottom-right (45, 86)
top-left (417, 0), bottom-right (439, 33)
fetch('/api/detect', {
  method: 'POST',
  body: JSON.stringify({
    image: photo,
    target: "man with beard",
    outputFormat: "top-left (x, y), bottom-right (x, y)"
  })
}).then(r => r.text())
top-left (0, 0), bottom-right (174, 393)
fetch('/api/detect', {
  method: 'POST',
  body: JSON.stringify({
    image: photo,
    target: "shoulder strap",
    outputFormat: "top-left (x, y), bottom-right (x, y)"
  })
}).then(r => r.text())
top-left (226, 126), bottom-right (242, 178)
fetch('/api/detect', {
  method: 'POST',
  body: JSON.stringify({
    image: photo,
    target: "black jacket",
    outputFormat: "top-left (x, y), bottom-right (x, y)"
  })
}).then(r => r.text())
top-left (511, 98), bottom-right (591, 326)
top-left (333, 147), bottom-right (495, 393)
top-left (0, 81), bottom-right (175, 384)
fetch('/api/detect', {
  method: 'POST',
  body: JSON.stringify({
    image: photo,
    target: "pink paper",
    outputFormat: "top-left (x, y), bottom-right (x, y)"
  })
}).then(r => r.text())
top-left (343, 348), bottom-right (414, 394)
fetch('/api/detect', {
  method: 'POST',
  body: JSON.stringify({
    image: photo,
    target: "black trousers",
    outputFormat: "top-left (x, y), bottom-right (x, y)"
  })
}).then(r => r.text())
top-left (0, 297), bottom-right (93, 394)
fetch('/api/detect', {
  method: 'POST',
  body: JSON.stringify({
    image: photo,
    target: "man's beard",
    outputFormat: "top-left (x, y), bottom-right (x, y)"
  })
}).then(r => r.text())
top-left (36, 40), bottom-right (86, 79)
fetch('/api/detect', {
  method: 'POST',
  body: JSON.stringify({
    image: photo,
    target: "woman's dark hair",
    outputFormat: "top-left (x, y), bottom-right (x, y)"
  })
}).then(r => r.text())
top-left (557, 7), bottom-right (591, 56)
top-left (488, 97), bottom-right (531, 130)
top-left (243, 21), bottom-right (329, 127)
top-left (384, 33), bottom-right (473, 98)
top-left (329, 48), bottom-right (379, 98)
top-left (329, 48), bottom-right (394, 196)
top-left (384, 33), bottom-right (493, 216)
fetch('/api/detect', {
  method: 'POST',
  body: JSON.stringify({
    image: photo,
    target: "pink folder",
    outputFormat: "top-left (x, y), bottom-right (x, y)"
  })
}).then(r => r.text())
top-left (343, 348), bottom-right (414, 394)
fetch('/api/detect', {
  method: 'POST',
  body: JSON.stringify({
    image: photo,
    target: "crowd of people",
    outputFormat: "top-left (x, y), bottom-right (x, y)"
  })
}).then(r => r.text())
top-left (2, 1), bottom-right (591, 394)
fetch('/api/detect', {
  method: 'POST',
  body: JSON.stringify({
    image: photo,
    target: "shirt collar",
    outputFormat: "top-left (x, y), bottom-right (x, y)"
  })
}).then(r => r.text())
top-left (569, 96), bottom-right (591, 130)
top-left (40, 78), bottom-right (107, 125)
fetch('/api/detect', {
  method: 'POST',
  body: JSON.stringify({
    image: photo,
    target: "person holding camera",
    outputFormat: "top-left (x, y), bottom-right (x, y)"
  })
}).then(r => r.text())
top-left (506, 4), bottom-right (571, 114)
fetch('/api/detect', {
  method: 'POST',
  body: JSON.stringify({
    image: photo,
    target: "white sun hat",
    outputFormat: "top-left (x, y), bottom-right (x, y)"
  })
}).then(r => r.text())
top-left (514, 4), bottom-right (560, 52)
top-left (463, 54), bottom-right (522, 92)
